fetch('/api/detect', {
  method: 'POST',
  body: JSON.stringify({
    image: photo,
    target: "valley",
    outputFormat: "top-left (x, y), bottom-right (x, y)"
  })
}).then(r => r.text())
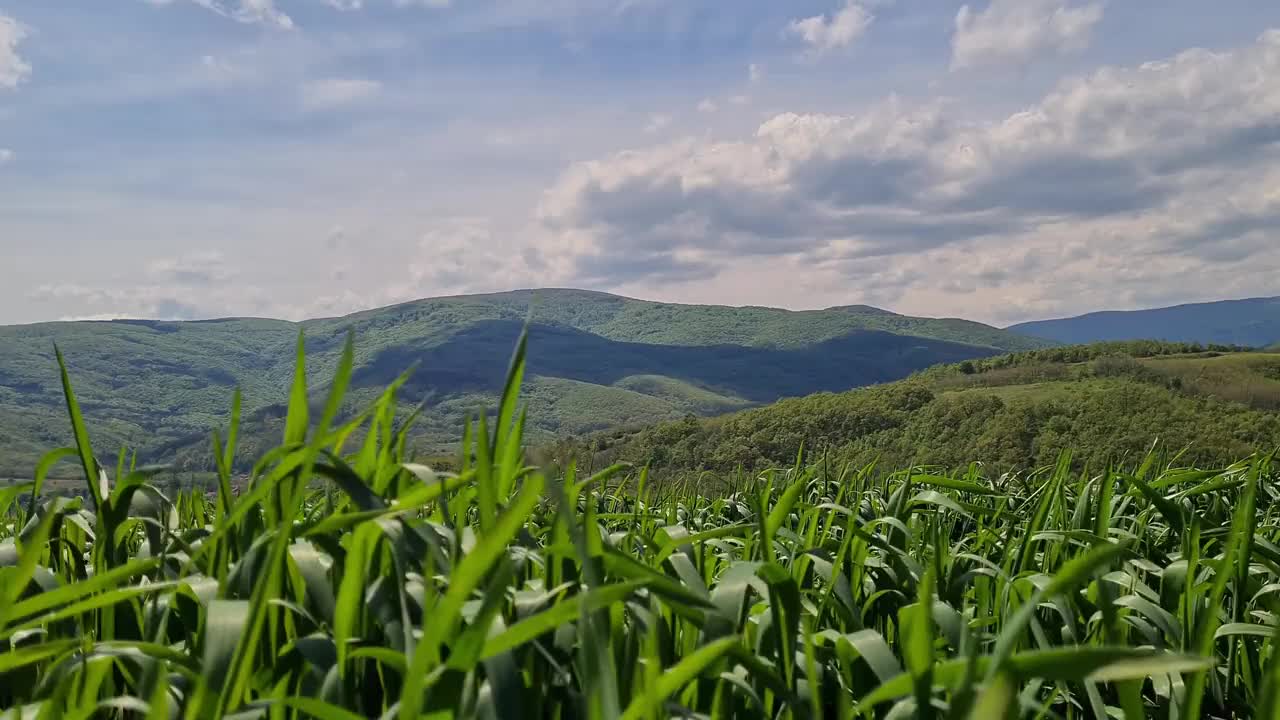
top-left (0, 289), bottom-right (1043, 476)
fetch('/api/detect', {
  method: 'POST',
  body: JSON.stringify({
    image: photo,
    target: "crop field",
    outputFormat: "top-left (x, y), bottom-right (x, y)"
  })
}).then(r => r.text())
top-left (2, 335), bottom-right (1279, 719)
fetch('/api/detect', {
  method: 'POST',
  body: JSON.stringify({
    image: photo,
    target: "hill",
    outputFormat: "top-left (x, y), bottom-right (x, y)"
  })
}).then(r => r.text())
top-left (589, 342), bottom-right (1280, 476)
top-left (0, 289), bottom-right (1044, 476)
top-left (1007, 296), bottom-right (1280, 347)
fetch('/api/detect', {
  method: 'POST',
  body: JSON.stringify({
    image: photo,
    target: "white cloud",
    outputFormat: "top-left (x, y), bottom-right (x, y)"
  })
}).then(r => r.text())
top-left (644, 113), bottom-right (672, 133)
top-left (146, 251), bottom-right (237, 286)
top-left (788, 1), bottom-right (874, 53)
top-left (0, 15), bottom-right (31, 90)
top-left (144, 0), bottom-right (294, 29)
top-left (328, 0), bottom-right (454, 8)
top-left (23, 250), bottom-right (261, 321)
top-left (952, 0), bottom-right (1104, 70)
top-left (537, 31), bottom-right (1280, 321)
top-left (408, 218), bottom-right (501, 291)
top-left (0, 15), bottom-right (25, 173)
top-left (748, 63), bottom-right (764, 83)
top-left (34, 284), bottom-right (209, 322)
top-left (696, 98), bottom-right (717, 113)
top-left (299, 78), bottom-right (382, 110)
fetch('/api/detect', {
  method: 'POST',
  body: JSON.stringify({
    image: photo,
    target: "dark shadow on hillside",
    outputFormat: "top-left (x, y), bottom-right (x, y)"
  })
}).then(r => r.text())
top-left (349, 320), bottom-right (998, 404)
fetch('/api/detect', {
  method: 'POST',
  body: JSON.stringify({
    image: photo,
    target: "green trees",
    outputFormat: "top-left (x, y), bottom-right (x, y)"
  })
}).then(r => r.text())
top-left (606, 345), bottom-right (1280, 475)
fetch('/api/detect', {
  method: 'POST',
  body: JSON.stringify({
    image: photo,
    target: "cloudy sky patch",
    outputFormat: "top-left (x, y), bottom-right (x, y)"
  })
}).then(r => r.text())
top-left (1, 1), bottom-right (1279, 325)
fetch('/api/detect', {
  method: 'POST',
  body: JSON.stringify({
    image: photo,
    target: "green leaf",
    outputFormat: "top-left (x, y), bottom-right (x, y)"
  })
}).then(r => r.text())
top-left (988, 541), bottom-right (1127, 680)
top-left (55, 346), bottom-right (103, 512)
top-left (901, 569), bottom-right (936, 720)
top-left (482, 581), bottom-right (646, 659)
top-left (201, 600), bottom-right (250, 698)
top-left (283, 330), bottom-right (309, 445)
top-left (966, 672), bottom-right (1017, 720)
top-left (402, 475), bottom-right (545, 717)
top-left (911, 474), bottom-right (1005, 497)
top-left (619, 637), bottom-right (740, 720)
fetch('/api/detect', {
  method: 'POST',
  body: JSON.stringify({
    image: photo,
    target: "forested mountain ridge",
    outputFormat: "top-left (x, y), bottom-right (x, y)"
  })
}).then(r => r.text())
top-left (0, 289), bottom-right (1044, 475)
top-left (1008, 296), bottom-right (1280, 347)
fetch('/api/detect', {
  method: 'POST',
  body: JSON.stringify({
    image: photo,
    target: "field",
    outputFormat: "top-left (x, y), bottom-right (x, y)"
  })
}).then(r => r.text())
top-left (1, 337), bottom-right (1279, 719)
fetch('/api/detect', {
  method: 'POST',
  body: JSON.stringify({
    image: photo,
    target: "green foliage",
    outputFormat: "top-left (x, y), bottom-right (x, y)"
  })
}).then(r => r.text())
top-left (610, 345), bottom-right (1280, 475)
top-left (0, 290), bottom-right (1042, 476)
top-left (916, 340), bottom-right (1253, 382)
top-left (0, 338), bottom-right (1277, 719)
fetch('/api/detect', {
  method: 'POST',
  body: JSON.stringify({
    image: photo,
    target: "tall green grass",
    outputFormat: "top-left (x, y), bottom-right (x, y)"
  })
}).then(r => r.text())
top-left (0, 332), bottom-right (1277, 718)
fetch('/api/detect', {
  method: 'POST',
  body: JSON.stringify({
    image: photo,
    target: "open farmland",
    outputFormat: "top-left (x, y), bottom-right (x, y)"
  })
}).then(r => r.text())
top-left (1, 337), bottom-right (1278, 719)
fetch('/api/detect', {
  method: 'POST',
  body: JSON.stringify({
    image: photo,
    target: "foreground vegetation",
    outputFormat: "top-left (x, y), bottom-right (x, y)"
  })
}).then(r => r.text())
top-left (2, 336), bottom-right (1280, 718)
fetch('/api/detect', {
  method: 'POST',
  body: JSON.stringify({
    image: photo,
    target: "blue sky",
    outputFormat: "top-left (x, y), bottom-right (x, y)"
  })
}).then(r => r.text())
top-left (2, 0), bottom-right (1279, 325)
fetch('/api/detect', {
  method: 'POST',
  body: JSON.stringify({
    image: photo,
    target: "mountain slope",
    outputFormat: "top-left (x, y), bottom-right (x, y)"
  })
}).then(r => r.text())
top-left (310, 289), bottom-right (1050, 351)
top-left (1007, 296), bottom-right (1280, 347)
top-left (594, 342), bottom-right (1280, 474)
top-left (0, 289), bottom-right (1042, 475)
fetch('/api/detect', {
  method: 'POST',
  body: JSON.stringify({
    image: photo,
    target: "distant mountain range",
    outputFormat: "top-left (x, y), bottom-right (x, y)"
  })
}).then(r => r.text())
top-left (0, 289), bottom-right (1045, 475)
top-left (1008, 296), bottom-right (1280, 347)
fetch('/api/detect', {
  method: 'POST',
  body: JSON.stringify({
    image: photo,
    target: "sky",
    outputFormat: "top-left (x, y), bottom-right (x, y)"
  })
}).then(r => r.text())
top-left (1, 1), bottom-right (1279, 327)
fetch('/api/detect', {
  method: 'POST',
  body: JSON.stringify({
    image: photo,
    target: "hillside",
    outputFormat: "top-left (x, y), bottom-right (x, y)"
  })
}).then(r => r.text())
top-left (1008, 296), bottom-right (1280, 346)
top-left (0, 289), bottom-right (1044, 475)
top-left (591, 342), bottom-right (1280, 475)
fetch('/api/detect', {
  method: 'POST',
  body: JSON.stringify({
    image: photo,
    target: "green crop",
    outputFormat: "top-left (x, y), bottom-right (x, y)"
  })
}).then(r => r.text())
top-left (0, 331), bottom-right (1277, 718)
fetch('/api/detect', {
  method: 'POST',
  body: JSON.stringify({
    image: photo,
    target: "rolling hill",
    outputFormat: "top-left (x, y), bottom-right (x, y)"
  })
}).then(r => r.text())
top-left (589, 342), bottom-right (1280, 476)
top-left (0, 289), bottom-right (1046, 476)
top-left (1007, 296), bottom-right (1280, 347)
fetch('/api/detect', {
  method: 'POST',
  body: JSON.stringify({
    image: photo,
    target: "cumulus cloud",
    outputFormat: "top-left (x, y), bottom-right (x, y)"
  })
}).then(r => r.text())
top-left (952, 0), bottom-right (1104, 69)
top-left (146, 251), bottom-right (237, 286)
top-left (0, 14), bottom-right (31, 90)
top-left (26, 251), bottom-right (248, 321)
top-left (0, 149), bottom-right (12, 165)
top-left (538, 31), bottom-right (1280, 319)
top-left (788, 1), bottom-right (875, 53)
top-left (292, 217), bottom-right (549, 320)
top-left (33, 284), bottom-right (209, 322)
top-left (407, 218), bottom-right (535, 293)
top-left (299, 78), bottom-right (382, 110)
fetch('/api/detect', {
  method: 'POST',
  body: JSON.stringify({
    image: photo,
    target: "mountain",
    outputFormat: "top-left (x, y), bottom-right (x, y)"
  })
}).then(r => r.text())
top-left (1007, 296), bottom-right (1280, 347)
top-left (591, 342), bottom-right (1280, 474)
top-left (0, 289), bottom-right (1046, 476)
